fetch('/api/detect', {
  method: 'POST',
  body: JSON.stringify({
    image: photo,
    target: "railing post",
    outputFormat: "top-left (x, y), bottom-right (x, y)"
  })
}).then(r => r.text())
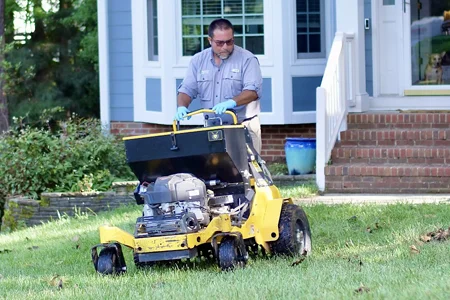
top-left (316, 87), bottom-right (327, 192)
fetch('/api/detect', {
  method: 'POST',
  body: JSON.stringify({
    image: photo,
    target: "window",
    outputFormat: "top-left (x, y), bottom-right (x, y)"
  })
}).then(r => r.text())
top-left (181, 0), bottom-right (264, 56)
top-left (296, 0), bottom-right (325, 58)
top-left (410, 0), bottom-right (450, 85)
top-left (147, 0), bottom-right (158, 61)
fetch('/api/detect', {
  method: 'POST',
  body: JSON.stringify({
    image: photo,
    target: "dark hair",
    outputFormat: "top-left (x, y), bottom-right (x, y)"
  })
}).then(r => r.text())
top-left (208, 18), bottom-right (234, 38)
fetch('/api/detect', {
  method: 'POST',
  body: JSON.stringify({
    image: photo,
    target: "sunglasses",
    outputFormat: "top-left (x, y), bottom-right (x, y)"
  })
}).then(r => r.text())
top-left (211, 38), bottom-right (235, 47)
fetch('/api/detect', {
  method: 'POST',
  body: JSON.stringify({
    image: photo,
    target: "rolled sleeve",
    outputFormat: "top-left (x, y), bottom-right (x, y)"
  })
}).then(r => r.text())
top-left (242, 57), bottom-right (263, 99)
top-left (177, 57), bottom-right (199, 99)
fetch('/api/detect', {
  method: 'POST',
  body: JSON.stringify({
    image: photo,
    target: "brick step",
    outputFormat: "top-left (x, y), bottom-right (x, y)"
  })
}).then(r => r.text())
top-left (331, 146), bottom-right (450, 164)
top-left (347, 113), bottom-right (450, 129)
top-left (339, 128), bottom-right (450, 146)
top-left (325, 175), bottom-right (450, 193)
top-left (325, 163), bottom-right (450, 193)
top-left (325, 163), bottom-right (450, 177)
top-left (325, 178), bottom-right (450, 194)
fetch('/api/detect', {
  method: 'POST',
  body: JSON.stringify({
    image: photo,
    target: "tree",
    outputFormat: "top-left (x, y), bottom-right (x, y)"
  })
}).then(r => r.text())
top-left (0, 0), bottom-right (8, 132)
top-left (0, 0), bottom-right (99, 124)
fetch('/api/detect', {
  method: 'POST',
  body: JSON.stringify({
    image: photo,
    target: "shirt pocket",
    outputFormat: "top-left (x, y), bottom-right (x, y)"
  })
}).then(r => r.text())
top-left (223, 71), bottom-right (243, 98)
top-left (196, 72), bottom-right (213, 102)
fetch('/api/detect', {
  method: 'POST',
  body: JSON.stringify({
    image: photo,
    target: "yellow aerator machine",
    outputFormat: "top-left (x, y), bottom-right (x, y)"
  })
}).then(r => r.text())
top-left (91, 110), bottom-right (311, 274)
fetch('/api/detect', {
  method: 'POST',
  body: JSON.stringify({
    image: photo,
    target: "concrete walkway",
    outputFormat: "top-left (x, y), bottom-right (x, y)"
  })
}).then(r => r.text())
top-left (295, 194), bottom-right (450, 205)
top-left (273, 174), bottom-right (450, 205)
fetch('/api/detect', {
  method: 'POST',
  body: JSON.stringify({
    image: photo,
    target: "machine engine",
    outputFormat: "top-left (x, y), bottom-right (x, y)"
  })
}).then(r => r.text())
top-left (143, 173), bottom-right (209, 223)
top-left (133, 173), bottom-right (249, 238)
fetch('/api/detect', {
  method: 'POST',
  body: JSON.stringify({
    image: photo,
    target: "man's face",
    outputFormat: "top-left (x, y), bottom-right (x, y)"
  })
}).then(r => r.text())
top-left (209, 28), bottom-right (234, 60)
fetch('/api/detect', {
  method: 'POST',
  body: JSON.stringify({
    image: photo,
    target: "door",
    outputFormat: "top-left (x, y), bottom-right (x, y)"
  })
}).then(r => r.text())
top-left (376, 0), bottom-right (404, 95)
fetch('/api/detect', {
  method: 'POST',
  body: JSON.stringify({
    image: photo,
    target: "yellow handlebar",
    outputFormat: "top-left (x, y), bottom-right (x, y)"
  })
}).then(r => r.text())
top-left (172, 109), bottom-right (238, 132)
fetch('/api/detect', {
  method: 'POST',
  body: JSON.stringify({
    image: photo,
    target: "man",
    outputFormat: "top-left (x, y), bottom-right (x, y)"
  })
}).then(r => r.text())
top-left (175, 18), bottom-right (263, 153)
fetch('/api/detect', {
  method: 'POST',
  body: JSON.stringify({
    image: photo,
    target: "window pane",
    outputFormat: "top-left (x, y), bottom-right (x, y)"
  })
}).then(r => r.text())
top-left (309, 14), bottom-right (321, 33)
top-left (234, 36), bottom-right (243, 47)
top-left (297, 34), bottom-right (307, 53)
top-left (382, 0), bottom-right (395, 5)
top-left (309, 34), bottom-right (321, 52)
top-left (182, 0), bottom-right (201, 15)
top-left (147, 0), bottom-right (158, 61)
top-left (183, 37), bottom-right (202, 56)
top-left (245, 0), bottom-right (263, 14)
top-left (224, 0), bottom-right (242, 14)
top-left (308, 0), bottom-right (320, 12)
top-left (296, 0), bottom-right (307, 13)
top-left (203, 17), bottom-right (220, 35)
top-left (182, 18), bottom-right (202, 35)
top-left (245, 36), bottom-right (264, 54)
top-left (203, 36), bottom-right (211, 49)
top-left (154, 37), bottom-right (158, 56)
top-left (297, 15), bottom-right (307, 33)
top-left (226, 16), bottom-right (244, 34)
top-left (203, 0), bottom-right (221, 15)
top-left (245, 16), bottom-right (264, 34)
top-left (233, 24), bottom-right (244, 35)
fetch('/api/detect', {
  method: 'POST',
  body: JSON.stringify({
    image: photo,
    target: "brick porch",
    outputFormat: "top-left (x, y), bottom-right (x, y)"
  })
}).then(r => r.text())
top-left (326, 112), bottom-right (450, 193)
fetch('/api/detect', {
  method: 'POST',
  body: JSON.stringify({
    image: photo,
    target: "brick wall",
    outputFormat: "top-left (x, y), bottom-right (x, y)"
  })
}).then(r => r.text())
top-left (111, 122), bottom-right (316, 162)
top-left (1, 183), bottom-right (136, 231)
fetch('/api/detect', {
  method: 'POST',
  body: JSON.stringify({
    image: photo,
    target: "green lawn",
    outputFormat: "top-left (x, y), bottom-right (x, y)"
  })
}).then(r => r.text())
top-left (1, 186), bottom-right (449, 299)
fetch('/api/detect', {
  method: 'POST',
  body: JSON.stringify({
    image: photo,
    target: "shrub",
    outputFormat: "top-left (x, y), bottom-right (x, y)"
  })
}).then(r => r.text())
top-left (0, 115), bottom-right (135, 199)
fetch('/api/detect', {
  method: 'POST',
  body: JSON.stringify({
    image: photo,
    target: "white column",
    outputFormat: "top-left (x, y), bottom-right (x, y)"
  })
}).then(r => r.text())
top-left (336, 0), bottom-right (369, 112)
top-left (98, 0), bottom-right (110, 132)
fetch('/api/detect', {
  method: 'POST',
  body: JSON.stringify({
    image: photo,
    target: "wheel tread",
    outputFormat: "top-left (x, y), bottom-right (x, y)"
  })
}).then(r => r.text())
top-left (270, 204), bottom-right (312, 256)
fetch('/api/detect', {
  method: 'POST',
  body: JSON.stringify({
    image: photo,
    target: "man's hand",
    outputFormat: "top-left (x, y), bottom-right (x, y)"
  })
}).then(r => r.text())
top-left (212, 99), bottom-right (237, 115)
top-left (174, 106), bottom-right (191, 121)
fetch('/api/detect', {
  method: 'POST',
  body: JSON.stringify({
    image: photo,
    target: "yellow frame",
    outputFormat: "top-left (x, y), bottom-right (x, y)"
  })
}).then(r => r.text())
top-left (99, 183), bottom-right (291, 254)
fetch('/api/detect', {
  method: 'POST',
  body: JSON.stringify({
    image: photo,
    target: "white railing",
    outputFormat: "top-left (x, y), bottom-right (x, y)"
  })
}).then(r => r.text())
top-left (316, 32), bottom-right (356, 192)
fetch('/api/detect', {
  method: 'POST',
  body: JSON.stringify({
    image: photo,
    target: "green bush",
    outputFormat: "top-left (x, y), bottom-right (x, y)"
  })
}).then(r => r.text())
top-left (267, 162), bottom-right (288, 175)
top-left (0, 115), bottom-right (135, 199)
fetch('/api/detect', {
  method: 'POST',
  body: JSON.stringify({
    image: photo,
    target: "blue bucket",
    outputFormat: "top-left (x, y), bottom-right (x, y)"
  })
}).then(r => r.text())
top-left (284, 138), bottom-right (316, 175)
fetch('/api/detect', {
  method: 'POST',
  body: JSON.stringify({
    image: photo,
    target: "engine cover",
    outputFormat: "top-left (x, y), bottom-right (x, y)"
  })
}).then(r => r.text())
top-left (143, 173), bottom-right (207, 206)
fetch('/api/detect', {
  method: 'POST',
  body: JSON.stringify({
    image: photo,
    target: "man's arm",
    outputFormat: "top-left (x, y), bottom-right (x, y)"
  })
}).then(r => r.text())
top-left (177, 54), bottom-right (199, 107)
top-left (177, 92), bottom-right (192, 108)
top-left (236, 56), bottom-right (262, 105)
top-left (230, 90), bottom-right (258, 106)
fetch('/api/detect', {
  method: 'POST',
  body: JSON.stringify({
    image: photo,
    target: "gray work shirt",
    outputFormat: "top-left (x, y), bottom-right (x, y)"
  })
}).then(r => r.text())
top-left (178, 45), bottom-right (262, 124)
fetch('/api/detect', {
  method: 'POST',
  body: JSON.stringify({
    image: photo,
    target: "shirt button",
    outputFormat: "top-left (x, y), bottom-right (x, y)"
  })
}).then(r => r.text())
top-left (217, 82), bottom-right (219, 84)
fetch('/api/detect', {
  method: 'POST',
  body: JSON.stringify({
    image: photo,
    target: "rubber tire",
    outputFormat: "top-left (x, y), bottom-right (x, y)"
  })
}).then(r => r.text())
top-left (218, 238), bottom-right (246, 271)
top-left (270, 204), bottom-right (312, 256)
top-left (97, 247), bottom-right (117, 275)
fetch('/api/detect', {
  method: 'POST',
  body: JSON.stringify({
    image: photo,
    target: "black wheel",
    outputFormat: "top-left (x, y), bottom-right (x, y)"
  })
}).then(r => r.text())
top-left (270, 204), bottom-right (312, 256)
top-left (97, 247), bottom-right (117, 275)
top-left (218, 237), bottom-right (247, 271)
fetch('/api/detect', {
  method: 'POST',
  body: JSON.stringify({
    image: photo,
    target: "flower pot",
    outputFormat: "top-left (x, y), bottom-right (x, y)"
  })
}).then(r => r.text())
top-left (284, 138), bottom-right (316, 175)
